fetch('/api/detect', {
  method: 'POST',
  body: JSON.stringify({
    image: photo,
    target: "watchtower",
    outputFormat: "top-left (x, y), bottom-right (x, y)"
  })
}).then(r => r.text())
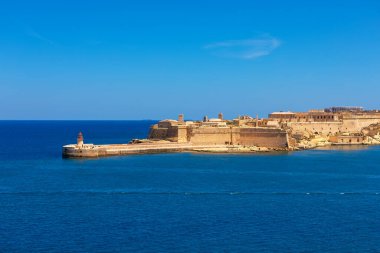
top-left (178, 114), bottom-right (184, 123)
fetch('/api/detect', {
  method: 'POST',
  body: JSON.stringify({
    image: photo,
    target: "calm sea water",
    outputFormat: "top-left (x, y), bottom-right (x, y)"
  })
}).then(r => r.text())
top-left (0, 121), bottom-right (379, 252)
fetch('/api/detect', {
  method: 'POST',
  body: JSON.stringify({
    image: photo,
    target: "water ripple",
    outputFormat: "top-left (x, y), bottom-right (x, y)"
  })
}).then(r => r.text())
top-left (0, 190), bottom-right (379, 196)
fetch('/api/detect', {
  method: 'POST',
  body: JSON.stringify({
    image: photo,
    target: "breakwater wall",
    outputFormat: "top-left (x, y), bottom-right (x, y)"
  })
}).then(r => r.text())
top-left (62, 142), bottom-right (287, 158)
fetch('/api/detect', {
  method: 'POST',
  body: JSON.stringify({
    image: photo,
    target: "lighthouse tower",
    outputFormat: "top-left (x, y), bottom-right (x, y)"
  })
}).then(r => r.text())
top-left (77, 132), bottom-right (84, 147)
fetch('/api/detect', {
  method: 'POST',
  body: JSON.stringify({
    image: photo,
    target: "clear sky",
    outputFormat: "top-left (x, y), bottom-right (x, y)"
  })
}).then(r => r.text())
top-left (1, 0), bottom-right (380, 120)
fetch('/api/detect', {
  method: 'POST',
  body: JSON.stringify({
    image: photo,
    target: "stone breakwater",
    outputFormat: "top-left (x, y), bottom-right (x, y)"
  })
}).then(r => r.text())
top-left (62, 142), bottom-right (287, 158)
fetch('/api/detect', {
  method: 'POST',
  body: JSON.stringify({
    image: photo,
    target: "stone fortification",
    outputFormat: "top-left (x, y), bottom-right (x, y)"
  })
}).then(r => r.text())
top-left (62, 107), bottom-right (380, 158)
top-left (148, 115), bottom-right (288, 148)
top-left (148, 108), bottom-right (380, 150)
top-left (278, 111), bottom-right (380, 135)
top-left (238, 127), bottom-right (288, 148)
top-left (270, 107), bottom-right (380, 147)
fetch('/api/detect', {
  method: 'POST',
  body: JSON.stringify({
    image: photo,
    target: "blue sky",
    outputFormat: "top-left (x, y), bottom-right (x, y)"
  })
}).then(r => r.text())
top-left (1, 0), bottom-right (380, 119)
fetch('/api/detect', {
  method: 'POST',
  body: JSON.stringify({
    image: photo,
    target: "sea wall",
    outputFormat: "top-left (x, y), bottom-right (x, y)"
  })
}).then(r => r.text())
top-left (62, 145), bottom-right (101, 157)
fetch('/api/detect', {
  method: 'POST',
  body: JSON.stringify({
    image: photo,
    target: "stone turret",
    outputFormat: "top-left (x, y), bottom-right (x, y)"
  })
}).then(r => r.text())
top-left (178, 114), bottom-right (184, 123)
top-left (77, 132), bottom-right (84, 147)
top-left (203, 115), bottom-right (209, 122)
top-left (218, 112), bottom-right (223, 121)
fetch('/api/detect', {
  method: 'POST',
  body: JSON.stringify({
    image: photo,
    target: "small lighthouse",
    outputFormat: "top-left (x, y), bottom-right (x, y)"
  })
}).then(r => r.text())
top-left (77, 132), bottom-right (84, 147)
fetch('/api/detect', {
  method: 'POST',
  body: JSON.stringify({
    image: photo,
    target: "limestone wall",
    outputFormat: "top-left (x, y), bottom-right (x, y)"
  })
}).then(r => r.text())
top-left (341, 118), bottom-right (380, 132)
top-left (148, 127), bottom-right (168, 139)
top-left (148, 125), bottom-right (179, 141)
top-left (149, 122), bottom-right (288, 148)
top-left (188, 127), bottom-right (288, 148)
top-left (177, 125), bottom-right (188, 143)
top-left (288, 117), bottom-right (380, 135)
top-left (237, 128), bottom-right (288, 148)
top-left (288, 122), bottom-right (343, 135)
top-left (166, 126), bottom-right (179, 141)
top-left (188, 127), bottom-right (232, 145)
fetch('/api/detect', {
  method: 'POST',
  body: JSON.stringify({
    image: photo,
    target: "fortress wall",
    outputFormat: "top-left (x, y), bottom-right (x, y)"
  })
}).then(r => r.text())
top-left (148, 127), bottom-right (168, 139)
top-left (339, 114), bottom-right (380, 132)
top-left (288, 122), bottom-right (343, 135)
top-left (188, 127), bottom-right (288, 148)
top-left (237, 128), bottom-right (288, 148)
top-left (342, 113), bottom-right (380, 119)
top-left (289, 118), bottom-right (380, 135)
top-left (166, 126), bottom-right (179, 140)
top-left (177, 125), bottom-right (187, 143)
top-left (189, 127), bottom-right (232, 145)
top-left (148, 125), bottom-right (179, 141)
top-left (341, 118), bottom-right (380, 132)
top-left (231, 128), bottom-right (240, 144)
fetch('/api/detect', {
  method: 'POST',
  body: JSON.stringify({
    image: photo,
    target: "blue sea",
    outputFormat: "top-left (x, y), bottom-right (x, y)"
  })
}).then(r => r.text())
top-left (0, 121), bottom-right (379, 252)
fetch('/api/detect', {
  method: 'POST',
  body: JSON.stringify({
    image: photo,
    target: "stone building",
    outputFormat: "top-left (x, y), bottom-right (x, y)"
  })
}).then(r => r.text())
top-left (329, 135), bottom-right (365, 145)
top-left (148, 114), bottom-right (288, 148)
top-left (325, 106), bottom-right (363, 113)
top-left (269, 111), bottom-right (338, 123)
top-left (147, 108), bottom-right (380, 149)
top-left (269, 107), bottom-right (380, 136)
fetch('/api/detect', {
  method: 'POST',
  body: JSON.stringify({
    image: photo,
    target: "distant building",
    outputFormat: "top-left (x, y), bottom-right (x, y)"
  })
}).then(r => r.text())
top-left (269, 111), bottom-right (337, 122)
top-left (329, 134), bottom-right (365, 145)
top-left (325, 106), bottom-right (364, 113)
top-left (148, 114), bottom-right (288, 148)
